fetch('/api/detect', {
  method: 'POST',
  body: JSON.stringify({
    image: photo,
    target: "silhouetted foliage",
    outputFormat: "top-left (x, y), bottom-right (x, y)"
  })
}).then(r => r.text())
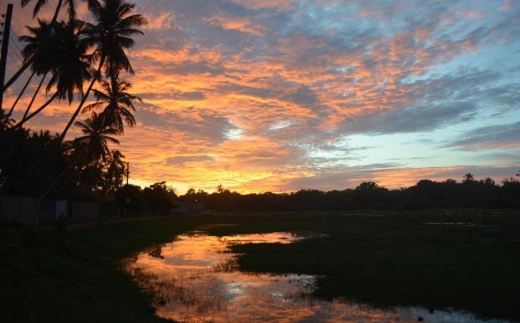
top-left (0, 1), bottom-right (145, 200)
top-left (177, 174), bottom-right (520, 212)
top-left (142, 182), bottom-right (177, 215)
top-left (115, 184), bottom-right (145, 209)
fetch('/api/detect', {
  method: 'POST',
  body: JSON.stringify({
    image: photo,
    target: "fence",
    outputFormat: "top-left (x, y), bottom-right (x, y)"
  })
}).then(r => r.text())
top-left (0, 195), bottom-right (100, 224)
top-left (0, 195), bottom-right (206, 225)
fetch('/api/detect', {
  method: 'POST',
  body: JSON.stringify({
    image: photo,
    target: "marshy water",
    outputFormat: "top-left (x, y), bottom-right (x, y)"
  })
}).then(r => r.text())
top-left (123, 229), bottom-right (509, 323)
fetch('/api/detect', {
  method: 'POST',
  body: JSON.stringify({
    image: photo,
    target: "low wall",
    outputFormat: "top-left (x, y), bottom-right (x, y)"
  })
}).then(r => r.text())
top-left (70, 201), bottom-right (100, 224)
top-left (174, 202), bottom-right (206, 214)
top-left (20, 196), bottom-right (38, 224)
top-left (38, 199), bottom-right (56, 224)
top-left (0, 196), bottom-right (99, 224)
top-left (0, 196), bottom-right (202, 224)
top-left (0, 195), bottom-right (22, 221)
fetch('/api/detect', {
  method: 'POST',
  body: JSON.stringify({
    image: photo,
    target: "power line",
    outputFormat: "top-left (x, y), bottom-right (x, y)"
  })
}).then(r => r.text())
top-left (0, 3), bottom-right (13, 108)
top-left (4, 30), bottom-right (72, 122)
top-left (9, 29), bottom-right (24, 53)
top-left (8, 41), bottom-right (24, 65)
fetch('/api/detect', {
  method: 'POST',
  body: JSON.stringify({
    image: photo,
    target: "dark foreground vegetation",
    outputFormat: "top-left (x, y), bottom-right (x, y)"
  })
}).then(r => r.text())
top-left (205, 211), bottom-right (520, 322)
top-left (0, 217), bottom-right (200, 323)
top-left (1, 211), bottom-right (519, 322)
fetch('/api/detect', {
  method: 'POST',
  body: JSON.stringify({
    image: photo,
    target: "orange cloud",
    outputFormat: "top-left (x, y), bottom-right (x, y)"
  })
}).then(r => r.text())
top-left (5, 0), bottom-right (519, 195)
top-left (229, 0), bottom-right (298, 11)
top-left (205, 16), bottom-right (268, 37)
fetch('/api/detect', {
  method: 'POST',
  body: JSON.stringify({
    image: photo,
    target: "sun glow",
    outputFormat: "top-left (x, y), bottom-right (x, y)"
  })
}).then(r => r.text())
top-left (4, 0), bottom-right (520, 194)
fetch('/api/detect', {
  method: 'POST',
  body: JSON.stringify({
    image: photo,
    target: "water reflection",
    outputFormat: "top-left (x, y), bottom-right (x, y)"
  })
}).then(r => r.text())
top-left (124, 232), bottom-right (509, 323)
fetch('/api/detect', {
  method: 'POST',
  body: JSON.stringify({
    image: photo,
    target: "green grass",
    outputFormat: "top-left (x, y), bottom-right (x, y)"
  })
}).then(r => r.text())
top-left (1, 211), bottom-right (519, 322)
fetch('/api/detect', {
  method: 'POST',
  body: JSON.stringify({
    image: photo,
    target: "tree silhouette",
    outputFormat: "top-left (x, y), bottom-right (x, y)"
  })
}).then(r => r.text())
top-left (102, 149), bottom-right (126, 196)
top-left (462, 173), bottom-right (474, 183)
top-left (60, 0), bottom-right (147, 141)
top-left (142, 182), bottom-right (176, 215)
top-left (4, 18), bottom-right (51, 124)
top-left (74, 112), bottom-right (120, 163)
top-left (0, 108), bottom-right (14, 128)
top-left (480, 177), bottom-right (495, 185)
top-left (1, 1), bottom-right (145, 200)
top-left (6, 0), bottom-right (98, 91)
top-left (82, 73), bottom-right (141, 134)
top-left (13, 19), bottom-right (94, 128)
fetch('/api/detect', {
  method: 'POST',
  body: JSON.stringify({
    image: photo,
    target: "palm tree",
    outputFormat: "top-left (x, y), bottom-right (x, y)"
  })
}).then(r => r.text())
top-left (0, 127), bottom-right (69, 196)
top-left (14, 20), bottom-right (94, 128)
top-left (21, 0), bottom-right (95, 21)
top-left (102, 149), bottom-right (126, 196)
top-left (82, 73), bottom-right (141, 134)
top-left (0, 108), bottom-right (14, 128)
top-left (3, 18), bottom-right (52, 124)
top-left (3, 0), bottom-right (63, 91)
top-left (463, 173), bottom-right (475, 183)
top-left (45, 21), bottom-right (94, 104)
top-left (3, 19), bottom-right (93, 196)
top-left (4, 0), bottom-right (98, 91)
top-left (60, 0), bottom-right (147, 141)
top-left (74, 112), bottom-right (120, 163)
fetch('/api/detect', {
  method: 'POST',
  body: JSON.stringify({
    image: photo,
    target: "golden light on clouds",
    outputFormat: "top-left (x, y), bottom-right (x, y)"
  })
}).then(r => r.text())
top-left (4, 0), bottom-right (520, 194)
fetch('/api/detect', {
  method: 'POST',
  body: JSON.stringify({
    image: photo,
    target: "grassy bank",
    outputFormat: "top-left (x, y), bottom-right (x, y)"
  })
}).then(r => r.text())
top-left (0, 217), bottom-right (203, 323)
top-left (1, 211), bottom-right (519, 322)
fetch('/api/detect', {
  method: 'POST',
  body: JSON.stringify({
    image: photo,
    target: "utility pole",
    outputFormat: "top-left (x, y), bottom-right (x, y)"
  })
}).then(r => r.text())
top-left (0, 3), bottom-right (13, 110)
top-left (125, 162), bottom-right (130, 185)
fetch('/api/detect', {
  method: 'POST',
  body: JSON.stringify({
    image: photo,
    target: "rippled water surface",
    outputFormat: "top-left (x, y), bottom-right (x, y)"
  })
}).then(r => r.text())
top-left (124, 231), bottom-right (509, 323)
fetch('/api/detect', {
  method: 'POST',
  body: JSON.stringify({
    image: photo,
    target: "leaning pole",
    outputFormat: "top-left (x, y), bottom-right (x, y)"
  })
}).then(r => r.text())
top-left (0, 3), bottom-right (13, 110)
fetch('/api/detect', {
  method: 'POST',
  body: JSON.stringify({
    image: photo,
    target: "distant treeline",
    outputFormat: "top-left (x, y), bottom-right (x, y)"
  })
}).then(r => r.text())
top-left (175, 175), bottom-right (520, 211)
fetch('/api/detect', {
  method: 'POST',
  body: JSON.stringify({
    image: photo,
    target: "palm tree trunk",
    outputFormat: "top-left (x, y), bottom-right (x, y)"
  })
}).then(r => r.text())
top-left (13, 91), bottom-right (58, 129)
top-left (59, 52), bottom-right (106, 142)
top-left (3, 0), bottom-right (63, 92)
top-left (3, 70), bottom-right (36, 125)
top-left (2, 60), bottom-right (33, 93)
top-left (41, 54), bottom-right (106, 197)
top-left (22, 71), bottom-right (48, 120)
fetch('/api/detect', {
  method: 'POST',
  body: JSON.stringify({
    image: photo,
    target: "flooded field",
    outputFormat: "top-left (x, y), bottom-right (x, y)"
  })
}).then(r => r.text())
top-left (124, 229), bottom-right (511, 323)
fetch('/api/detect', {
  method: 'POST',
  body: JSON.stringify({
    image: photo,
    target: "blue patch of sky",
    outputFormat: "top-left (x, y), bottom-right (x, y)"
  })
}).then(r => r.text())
top-left (404, 41), bottom-right (520, 115)
top-left (326, 125), bottom-right (516, 170)
top-left (294, 2), bottom-right (375, 38)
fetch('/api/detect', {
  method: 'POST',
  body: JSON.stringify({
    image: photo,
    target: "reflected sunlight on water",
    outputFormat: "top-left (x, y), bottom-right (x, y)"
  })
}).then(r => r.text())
top-left (124, 231), bottom-right (510, 323)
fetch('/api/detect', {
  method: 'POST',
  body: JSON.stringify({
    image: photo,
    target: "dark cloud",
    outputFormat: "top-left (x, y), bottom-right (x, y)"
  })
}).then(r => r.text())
top-left (137, 90), bottom-right (206, 101)
top-left (216, 82), bottom-right (279, 100)
top-left (137, 105), bottom-right (237, 145)
top-left (342, 101), bottom-right (478, 135)
top-left (444, 121), bottom-right (520, 151)
top-left (332, 66), bottom-right (516, 136)
top-left (286, 85), bottom-right (318, 107)
top-left (284, 163), bottom-right (400, 191)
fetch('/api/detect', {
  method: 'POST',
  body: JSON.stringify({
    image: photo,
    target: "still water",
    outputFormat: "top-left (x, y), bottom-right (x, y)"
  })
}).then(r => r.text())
top-left (124, 230), bottom-right (508, 323)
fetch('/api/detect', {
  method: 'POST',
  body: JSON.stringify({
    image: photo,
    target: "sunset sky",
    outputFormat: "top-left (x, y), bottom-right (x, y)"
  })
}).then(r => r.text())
top-left (3, 0), bottom-right (520, 194)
